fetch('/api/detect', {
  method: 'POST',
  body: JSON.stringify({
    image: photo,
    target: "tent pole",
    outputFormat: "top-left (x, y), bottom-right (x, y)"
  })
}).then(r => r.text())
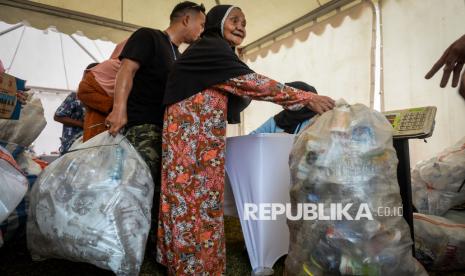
top-left (28, 86), bottom-right (74, 94)
top-left (7, 25), bottom-right (26, 73)
top-left (0, 22), bottom-right (23, 36)
top-left (0, 0), bottom-right (139, 32)
top-left (69, 35), bottom-right (100, 63)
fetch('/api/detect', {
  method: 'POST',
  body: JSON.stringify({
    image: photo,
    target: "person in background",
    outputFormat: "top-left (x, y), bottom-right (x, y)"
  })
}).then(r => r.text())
top-left (54, 62), bottom-right (99, 154)
top-left (250, 81), bottom-right (319, 134)
top-left (425, 34), bottom-right (465, 100)
top-left (78, 40), bottom-right (127, 141)
top-left (54, 91), bottom-right (85, 155)
top-left (158, 5), bottom-right (335, 274)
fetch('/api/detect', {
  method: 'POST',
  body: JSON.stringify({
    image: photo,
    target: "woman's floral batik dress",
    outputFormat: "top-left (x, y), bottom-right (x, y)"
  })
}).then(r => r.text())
top-left (157, 73), bottom-right (314, 275)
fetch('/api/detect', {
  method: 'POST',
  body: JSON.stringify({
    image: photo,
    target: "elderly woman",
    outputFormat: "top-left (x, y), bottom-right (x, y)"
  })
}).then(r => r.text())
top-left (157, 5), bottom-right (335, 275)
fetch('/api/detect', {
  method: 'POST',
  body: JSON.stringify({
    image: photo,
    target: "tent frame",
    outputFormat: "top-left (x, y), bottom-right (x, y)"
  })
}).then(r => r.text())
top-left (0, 0), bottom-right (140, 32)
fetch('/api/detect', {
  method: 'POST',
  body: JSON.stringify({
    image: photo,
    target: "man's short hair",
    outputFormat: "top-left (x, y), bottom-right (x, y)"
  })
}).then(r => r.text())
top-left (170, 1), bottom-right (205, 23)
top-left (86, 63), bottom-right (99, 70)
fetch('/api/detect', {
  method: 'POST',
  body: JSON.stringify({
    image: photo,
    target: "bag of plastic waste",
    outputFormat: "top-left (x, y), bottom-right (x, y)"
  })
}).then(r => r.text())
top-left (0, 146), bottom-right (28, 224)
top-left (285, 100), bottom-right (426, 275)
top-left (0, 98), bottom-right (47, 158)
top-left (27, 132), bottom-right (154, 275)
top-left (414, 212), bottom-right (465, 271)
top-left (412, 136), bottom-right (465, 216)
top-left (0, 174), bottom-right (36, 245)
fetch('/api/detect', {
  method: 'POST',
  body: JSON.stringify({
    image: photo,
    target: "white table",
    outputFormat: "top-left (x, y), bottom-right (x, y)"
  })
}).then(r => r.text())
top-left (224, 133), bottom-right (295, 275)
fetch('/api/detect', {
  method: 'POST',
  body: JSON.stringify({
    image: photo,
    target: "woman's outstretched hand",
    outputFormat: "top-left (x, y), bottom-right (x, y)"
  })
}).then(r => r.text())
top-left (306, 94), bottom-right (335, 114)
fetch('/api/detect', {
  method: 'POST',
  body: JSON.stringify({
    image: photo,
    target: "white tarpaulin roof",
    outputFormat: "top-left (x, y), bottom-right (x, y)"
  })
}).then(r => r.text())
top-left (0, 20), bottom-right (116, 155)
top-left (0, 20), bottom-right (115, 91)
top-left (0, 0), bottom-right (335, 44)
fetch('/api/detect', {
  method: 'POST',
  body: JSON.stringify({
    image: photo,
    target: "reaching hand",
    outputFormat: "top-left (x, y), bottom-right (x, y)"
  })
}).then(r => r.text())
top-left (425, 35), bottom-right (465, 88)
top-left (459, 71), bottom-right (465, 100)
top-left (16, 91), bottom-right (27, 105)
top-left (105, 108), bottom-right (127, 136)
top-left (306, 94), bottom-right (335, 114)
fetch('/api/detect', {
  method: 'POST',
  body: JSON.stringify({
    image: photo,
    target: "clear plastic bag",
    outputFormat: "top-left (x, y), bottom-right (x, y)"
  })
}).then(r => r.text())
top-left (285, 100), bottom-right (426, 275)
top-left (0, 175), bottom-right (36, 246)
top-left (15, 151), bottom-right (42, 176)
top-left (0, 146), bottom-right (28, 224)
top-left (414, 212), bottom-right (465, 271)
top-left (0, 98), bottom-right (47, 151)
top-left (0, 98), bottom-right (47, 147)
top-left (412, 136), bottom-right (465, 216)
top-left (27, 132), bottom-right (154, 275)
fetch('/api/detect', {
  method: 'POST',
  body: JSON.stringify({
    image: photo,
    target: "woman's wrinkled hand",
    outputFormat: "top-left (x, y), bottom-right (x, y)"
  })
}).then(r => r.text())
top-left (306, 94), bottom-right (335, 114)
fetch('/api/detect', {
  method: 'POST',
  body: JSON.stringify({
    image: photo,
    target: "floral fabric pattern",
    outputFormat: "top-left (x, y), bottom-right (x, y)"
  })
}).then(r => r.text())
top-left (157, 73), bottom-right (312, 275)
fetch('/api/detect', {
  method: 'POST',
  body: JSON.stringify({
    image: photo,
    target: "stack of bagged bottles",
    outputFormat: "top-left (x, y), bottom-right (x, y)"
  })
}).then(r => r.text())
top-left (27, 132), bottom-right (154, 276)
top-left (285, 100), bottom-right (426, 275)
top-left (412, 136), bottom-right (465, 216)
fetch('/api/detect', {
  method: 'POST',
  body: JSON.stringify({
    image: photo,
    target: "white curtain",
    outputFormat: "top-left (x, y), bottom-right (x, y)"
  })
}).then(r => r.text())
top-left (381, 0), bottom-right (465, 166)
top-left (242, 2), bottom-right (374, 134)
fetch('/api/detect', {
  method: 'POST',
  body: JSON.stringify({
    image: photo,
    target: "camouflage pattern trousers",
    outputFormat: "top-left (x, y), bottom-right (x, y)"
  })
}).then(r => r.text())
top-left (124, 124), bottom-right (162, 251)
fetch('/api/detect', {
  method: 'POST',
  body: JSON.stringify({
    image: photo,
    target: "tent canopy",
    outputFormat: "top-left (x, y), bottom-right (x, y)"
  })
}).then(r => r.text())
top-left (0, 0), bottom-right (336, 45)
top-left (0, 20), bottom-right (116, 155)
top-left (0, 21), bottom-right (116, 91)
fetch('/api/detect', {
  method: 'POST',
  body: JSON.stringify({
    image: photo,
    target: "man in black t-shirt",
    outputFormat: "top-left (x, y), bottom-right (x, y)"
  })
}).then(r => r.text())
top-left (105, 0), bottom-right (206, 251)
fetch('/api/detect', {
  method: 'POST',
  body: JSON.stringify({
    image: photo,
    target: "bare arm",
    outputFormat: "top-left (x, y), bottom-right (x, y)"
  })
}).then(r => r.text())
top-left (105, 58), bottom-right (140, 135)
top-left (54, 115), bottom-right (83, 128)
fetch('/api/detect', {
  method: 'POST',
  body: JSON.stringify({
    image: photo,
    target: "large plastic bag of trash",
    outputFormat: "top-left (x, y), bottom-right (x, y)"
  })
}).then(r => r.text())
top-left (285, 100), bottom-right (426, 275)
top-left (16, 151), bottom-right (42, 176)
top-left (0, 98), bottom-right (47, 157)
top-left (0, 174), bottom-right (36, 246)
top-left (68, 135), bottom-right (83, 152)
top-left (27, 132), bottom-right (154, 275)
top-left (0, 146), bottom-right (28, 224)
top-left (414, 212), bottom-right (465, 271)
top-left (412, 136), bottom-right (465, 216)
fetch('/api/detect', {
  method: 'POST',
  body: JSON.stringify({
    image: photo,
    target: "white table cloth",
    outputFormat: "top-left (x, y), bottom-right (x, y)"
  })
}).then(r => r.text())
top-left (225, 133), bottom-right (295, 275)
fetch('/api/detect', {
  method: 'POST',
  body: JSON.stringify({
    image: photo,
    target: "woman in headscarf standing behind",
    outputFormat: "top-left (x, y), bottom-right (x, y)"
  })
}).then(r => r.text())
top-left (157, 5), bottom-right (335, 275)
top-left (77, 40), bottom-right (127, 141)
top-left (251, 81), bottom-right (319, 134)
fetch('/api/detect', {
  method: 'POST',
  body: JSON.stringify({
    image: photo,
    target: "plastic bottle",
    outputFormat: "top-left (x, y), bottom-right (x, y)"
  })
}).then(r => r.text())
top-left (110, 147), bottom-right (123, 181)
top-left (339, 255), bottom-right (381, 276)
top-left (310, 239), bottom-right (341, 273)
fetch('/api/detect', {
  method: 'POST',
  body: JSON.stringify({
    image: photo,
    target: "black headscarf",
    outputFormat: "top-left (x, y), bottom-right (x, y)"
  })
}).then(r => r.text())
top-left (163, 5), bottom-right (254, 123)
top-left (274, 81), bottom-right (318, 134)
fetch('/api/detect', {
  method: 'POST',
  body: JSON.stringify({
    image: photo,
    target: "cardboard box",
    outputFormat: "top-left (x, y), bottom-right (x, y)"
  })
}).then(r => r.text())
top-left (0, 73), bottom-right (18, 119)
